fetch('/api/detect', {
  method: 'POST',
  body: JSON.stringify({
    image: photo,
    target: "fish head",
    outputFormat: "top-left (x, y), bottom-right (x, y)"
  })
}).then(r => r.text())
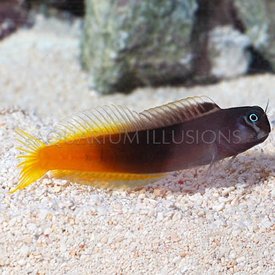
top-left (234, 106), bottom-right (271, 145)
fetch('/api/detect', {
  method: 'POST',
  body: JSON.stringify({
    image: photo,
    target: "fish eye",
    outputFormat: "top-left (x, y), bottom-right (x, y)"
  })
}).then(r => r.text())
top-left (248, 113), bottom-right (259, 123)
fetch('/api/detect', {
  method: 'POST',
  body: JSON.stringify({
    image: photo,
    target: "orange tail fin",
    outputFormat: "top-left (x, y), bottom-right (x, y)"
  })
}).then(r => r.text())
top-left (10, 129), bottom-right (48, 193)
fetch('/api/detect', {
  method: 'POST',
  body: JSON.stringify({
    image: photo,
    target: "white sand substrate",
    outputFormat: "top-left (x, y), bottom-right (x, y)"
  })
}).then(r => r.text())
top-left (0, 16), bottom-right (274, 274)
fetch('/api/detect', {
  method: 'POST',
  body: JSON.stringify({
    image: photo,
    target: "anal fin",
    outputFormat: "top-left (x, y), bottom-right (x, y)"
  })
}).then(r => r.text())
top-left (51, 170), bottom-right (165, 189)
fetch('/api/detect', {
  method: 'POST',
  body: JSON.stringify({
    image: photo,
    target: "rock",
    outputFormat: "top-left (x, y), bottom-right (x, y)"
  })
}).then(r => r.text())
top-left (52, 0), bottom-right (84, 16)
top-left (234, 0), bottom-right (267, 49)
top-left (208, 26), bottom-right (251, 78)
top-left (81, 0), bottom-right (197, 94)
top-left (234, 0), bottom-right (275, 71)
top-left (190, 0), bottom-right (247, 82)
top-left (82, 0), bottom-right (275, 94)
top-left (29, 0), bottom-right (85, 16)
top-left (0, 0), bottom-right (28, 40)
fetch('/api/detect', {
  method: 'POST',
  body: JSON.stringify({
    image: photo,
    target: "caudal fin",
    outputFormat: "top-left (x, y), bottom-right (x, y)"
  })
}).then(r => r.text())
top-left (10, 129), bottom-right (48, 193)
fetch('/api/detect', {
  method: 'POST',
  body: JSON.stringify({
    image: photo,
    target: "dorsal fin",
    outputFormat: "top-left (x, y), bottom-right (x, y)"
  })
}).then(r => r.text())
top-left (50, 96), bottom-right (220, 144)
top-left (140, 96), bottom-right (220, 128)
top-left (51, 105), bottom-right (143, 143)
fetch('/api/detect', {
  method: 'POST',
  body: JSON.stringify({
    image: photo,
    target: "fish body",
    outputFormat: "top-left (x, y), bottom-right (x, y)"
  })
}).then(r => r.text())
top-left (12, 97), bottom-right (270, 193)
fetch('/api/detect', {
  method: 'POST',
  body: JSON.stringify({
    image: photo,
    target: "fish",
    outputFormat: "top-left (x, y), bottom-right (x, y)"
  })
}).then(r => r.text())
top-left (11, 96), bottom-right (271, 193)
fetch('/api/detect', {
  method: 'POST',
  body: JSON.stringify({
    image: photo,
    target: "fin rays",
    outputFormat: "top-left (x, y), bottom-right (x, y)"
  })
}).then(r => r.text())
top-left (10, 129), bottom-right (47, 193)
top-left (51, 170), bottom-right (164, 189)
top-left (51, 96), bottom-right (220, 144)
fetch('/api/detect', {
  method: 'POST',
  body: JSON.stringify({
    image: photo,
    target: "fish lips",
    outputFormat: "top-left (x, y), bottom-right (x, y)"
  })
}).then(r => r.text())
top-left (257, 131), bottom-right (270, 142)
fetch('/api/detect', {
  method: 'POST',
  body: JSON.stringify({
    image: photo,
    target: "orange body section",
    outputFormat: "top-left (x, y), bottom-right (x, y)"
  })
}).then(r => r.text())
top-left (39, 142), bottom-right (103, 171)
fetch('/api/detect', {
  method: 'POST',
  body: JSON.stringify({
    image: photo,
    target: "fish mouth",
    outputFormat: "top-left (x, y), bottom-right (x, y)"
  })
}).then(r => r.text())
top-left (257, 131), bottom-right (269, 141)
